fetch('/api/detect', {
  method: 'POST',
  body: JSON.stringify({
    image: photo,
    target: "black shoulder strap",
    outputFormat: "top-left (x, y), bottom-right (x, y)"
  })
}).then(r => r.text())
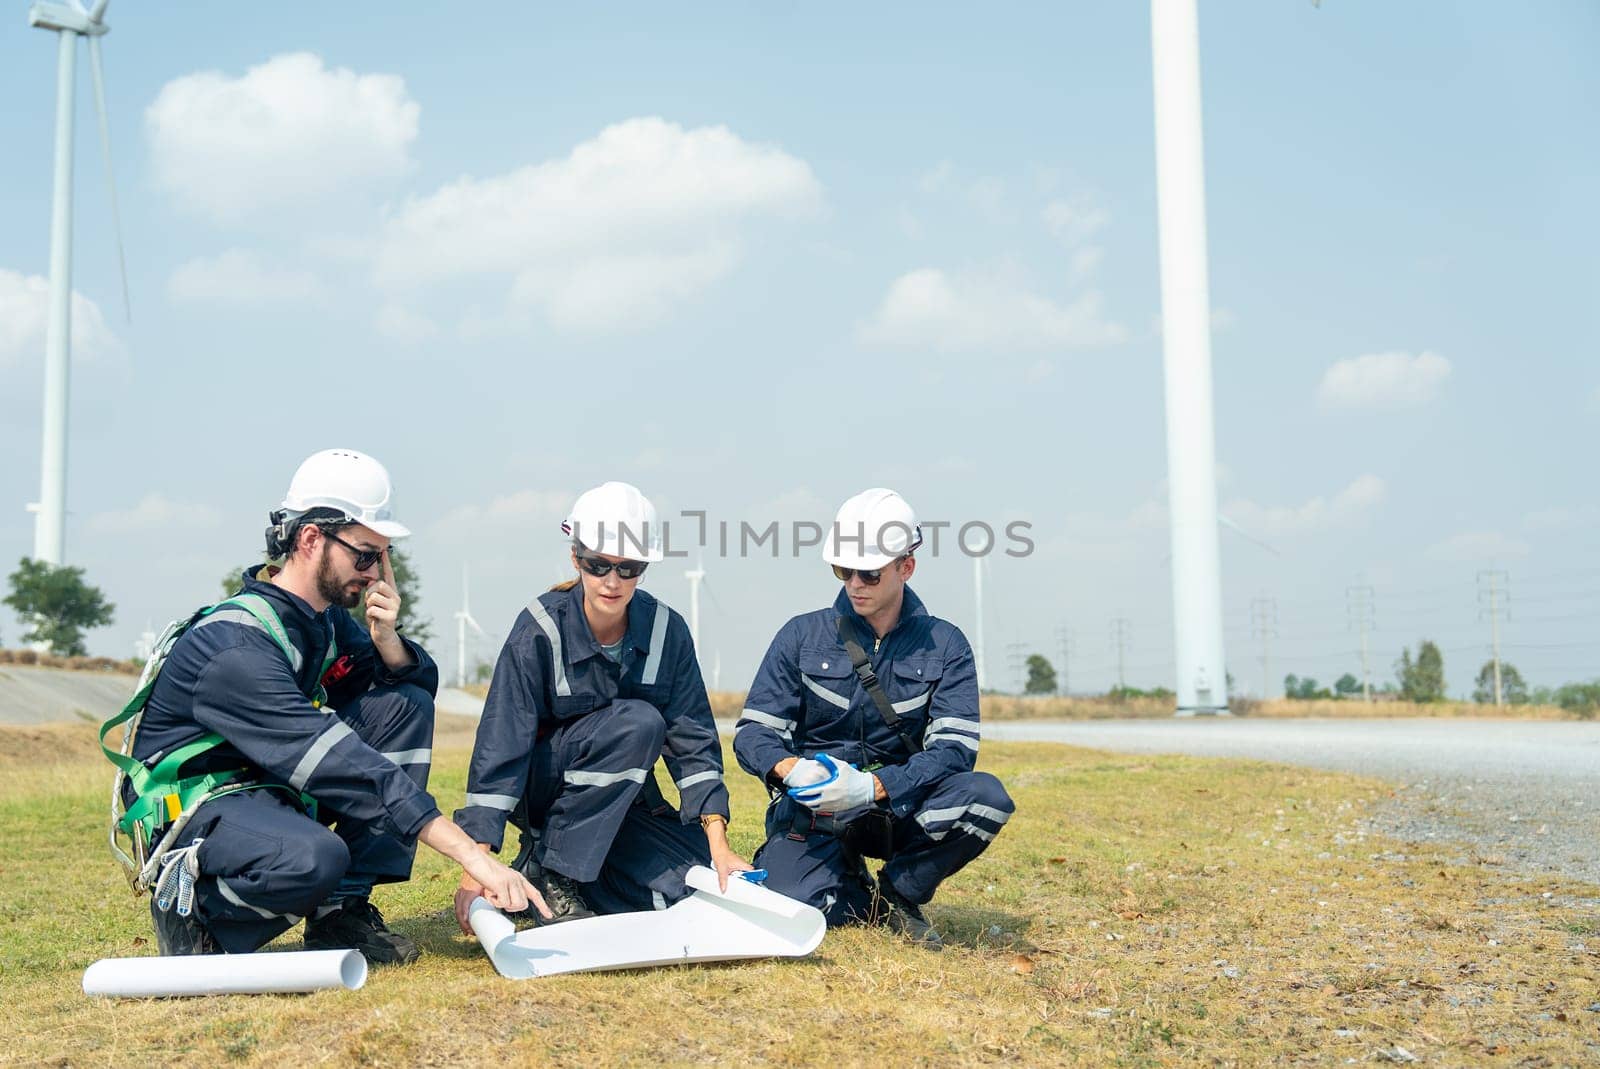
top-left (836, 615), bottom-right (921, 755)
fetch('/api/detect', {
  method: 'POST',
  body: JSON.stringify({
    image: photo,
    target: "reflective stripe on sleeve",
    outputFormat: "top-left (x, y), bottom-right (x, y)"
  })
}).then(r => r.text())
top-left (736, 708), bottom-right (794, 741)
top-left (923, 716), bottom-right (980, 738)
top-left (674, 769), bottom-right (722, 791)
top-left (464, 792), bottom-right (521, 811)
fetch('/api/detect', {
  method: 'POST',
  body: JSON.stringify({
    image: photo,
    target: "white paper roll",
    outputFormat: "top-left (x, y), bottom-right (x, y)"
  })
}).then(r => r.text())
top-left (83, 948), bottom-right (367, 998)
top-left (468, 866), bottom-right (826, 979)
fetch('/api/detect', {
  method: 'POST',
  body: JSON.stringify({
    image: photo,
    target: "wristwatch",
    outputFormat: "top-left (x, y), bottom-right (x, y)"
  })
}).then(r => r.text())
top-left (699, 813), bottom-right (728, 831)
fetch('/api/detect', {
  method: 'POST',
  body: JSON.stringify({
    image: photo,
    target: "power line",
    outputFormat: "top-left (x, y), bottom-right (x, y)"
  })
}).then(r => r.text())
top-left (1110, 616), bottom-right (1131, 691)
top-left (1250, 595), bottom-right (1278, 698)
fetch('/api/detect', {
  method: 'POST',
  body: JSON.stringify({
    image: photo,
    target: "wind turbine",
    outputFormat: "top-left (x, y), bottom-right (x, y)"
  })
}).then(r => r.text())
top-left (973, 555), bottom-right (988, 692)
top-left (26, 0), bottom-right (131, 565)
top-left (454, 565), bottom-right (486, 689)
top-left (684, 555), bottom-right (705, 655)
top-left (1151, 0), bottom-right (1228, 715)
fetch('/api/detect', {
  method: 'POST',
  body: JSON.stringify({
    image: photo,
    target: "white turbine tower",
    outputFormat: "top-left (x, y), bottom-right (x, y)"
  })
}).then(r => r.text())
top-left (454, 565), bottom-right (486, 689)
top-left (973, 555), bottom-right (988, 693)
top-left (1151, 0), bottom-right (1229, 715)
top-left (685, 554), bottom-right (705, 663)
top-left (27, 0), bottom-right (131, 565)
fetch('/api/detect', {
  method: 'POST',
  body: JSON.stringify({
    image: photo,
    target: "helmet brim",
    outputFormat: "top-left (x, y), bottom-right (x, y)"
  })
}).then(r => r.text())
top-left (366, 518), bottom-right (411, 540)
top-left (822, 547), bottom-right (902, 570)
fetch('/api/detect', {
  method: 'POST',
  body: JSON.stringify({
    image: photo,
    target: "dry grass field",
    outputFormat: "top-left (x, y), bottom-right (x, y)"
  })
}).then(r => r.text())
top-left (4, 717), bottom-right (1599, 1066)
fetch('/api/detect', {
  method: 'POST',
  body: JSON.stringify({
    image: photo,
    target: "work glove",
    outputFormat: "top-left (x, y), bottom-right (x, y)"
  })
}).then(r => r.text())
top-left (786, 753), bottom-right (876, 813)
top-left (781, 757), bottom-right (832, 790)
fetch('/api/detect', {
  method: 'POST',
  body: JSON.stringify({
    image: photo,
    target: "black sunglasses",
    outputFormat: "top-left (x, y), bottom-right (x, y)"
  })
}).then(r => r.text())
top-left (323, 529), bottom-right (385, 571)
top-left (831, 561), bottom-right (902, 586)
top-left (576, 551), bottom-right (649, 580)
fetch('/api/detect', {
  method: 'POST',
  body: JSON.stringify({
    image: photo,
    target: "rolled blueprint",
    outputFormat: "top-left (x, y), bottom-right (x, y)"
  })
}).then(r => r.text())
top-left (469, 865), bottom-right (825, 979)
top-left (83, 948), bottom-right (367, 997)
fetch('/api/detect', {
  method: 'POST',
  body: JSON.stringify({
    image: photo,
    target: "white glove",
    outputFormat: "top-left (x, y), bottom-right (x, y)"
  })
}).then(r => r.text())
top-left (782, 757), bottom-right (832, 789)
top-left (787, 753), bottom-right (876, 813)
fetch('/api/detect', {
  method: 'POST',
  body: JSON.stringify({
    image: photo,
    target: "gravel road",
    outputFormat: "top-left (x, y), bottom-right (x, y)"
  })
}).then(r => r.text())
top-left (985, 718), bottom-right (1600, 886)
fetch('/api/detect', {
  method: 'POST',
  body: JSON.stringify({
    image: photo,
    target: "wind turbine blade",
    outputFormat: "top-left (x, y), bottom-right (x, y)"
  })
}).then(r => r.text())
top-left (463, 613), bottom-right (487, 636)
top-left (700, 575), bottom-right (728, 615)
top-left (1217, 513), bottom-right (1282, 557)
top-left (86, 33), bottom-right (131, 323)
top-left (88, 0), bottom-right (110, 20)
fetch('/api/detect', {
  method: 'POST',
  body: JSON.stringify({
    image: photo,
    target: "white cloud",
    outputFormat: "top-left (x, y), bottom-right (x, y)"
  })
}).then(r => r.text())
top-left (167, 250), bottom-right (320, 304)
top-left (87, 494), bottom-right (222, 536)
top-left (507, 241), bottom-right (740, 333)
top-left (374, 302), bottom-right (440, 346)
top-left (1222, 474), bottom-right (1386, 538)
top-left (372, 117), bottom-right (821, 333)
top-left (431, 489), bottom-right (574, 543)
top-left (859, 267), bottom-right (1127, 353)
top-left (1522, 506), bottom-right (1599, 533)
top-left (1316, 350), bottom-right (1451, 409)
top-left (0, 268), bottom-right (123, 369)
top-left (1042, 196), bottom-right (1109, 245)
top-left (146, 52), bottom-right (419, 223)
top-left (1425, 530), bottom-right (1531, 562)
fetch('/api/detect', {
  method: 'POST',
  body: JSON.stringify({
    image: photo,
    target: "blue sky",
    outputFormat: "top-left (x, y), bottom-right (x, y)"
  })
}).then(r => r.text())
top-left (0, 2), bottom-right (1595, 698)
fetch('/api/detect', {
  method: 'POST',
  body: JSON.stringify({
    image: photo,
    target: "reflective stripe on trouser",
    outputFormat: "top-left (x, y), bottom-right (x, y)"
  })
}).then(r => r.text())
top-left (520, 698), bottom-right (667, 883)
top-left (753, 770), bottom-right (1015, 924)
top-left (168, 788), bottom-right (351, 954)
top-left (326, 683), bottom-right (437, 900)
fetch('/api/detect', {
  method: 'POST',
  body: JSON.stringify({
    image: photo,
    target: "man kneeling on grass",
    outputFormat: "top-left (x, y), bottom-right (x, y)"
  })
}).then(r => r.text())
top-left (112, 449), bottom-right (546, 964)
top-left (733, 488), bottom-right (1015, 950)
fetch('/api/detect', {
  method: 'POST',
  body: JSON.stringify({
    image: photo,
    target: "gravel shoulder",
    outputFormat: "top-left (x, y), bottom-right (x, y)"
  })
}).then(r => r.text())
top-left (985, 718), bottom-right (1600, 886)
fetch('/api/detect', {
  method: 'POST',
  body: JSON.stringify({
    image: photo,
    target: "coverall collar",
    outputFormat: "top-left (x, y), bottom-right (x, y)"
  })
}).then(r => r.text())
top-left (832, 583), bottom-right (928, 645)
top-left (560, 582), bottom-right (656, 665)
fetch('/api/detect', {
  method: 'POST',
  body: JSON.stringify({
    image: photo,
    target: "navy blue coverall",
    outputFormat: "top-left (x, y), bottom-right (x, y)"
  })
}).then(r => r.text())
top-left (454, 584), bottom-right (728, 914)
top-left (733, 587), bottom-right (1014, 924)
top-left (132, 568), bottom-right (439, 953)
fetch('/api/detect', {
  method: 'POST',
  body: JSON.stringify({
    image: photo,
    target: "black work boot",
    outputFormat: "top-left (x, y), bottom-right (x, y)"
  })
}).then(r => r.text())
top-left (532, 868), bottom-right (596, 924)
top-left (149, 895), bottom-right (218, 956)
top-left (875, 876), bottom-right (944, 951)
top-left (304, 897), bottom-right (420, 965)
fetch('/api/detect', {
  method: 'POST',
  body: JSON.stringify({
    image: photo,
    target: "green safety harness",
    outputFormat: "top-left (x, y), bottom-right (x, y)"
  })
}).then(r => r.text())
top-left (102, 593), bottom-right (333, 895)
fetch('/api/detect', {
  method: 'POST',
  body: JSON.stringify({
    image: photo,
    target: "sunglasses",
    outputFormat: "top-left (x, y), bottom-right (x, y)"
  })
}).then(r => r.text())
top-left (323, 529), bottom-right (385, 571)
top-left (831, 561), bottom-right (901, 586)
top-left (576, 552), bottom-right (649, 580)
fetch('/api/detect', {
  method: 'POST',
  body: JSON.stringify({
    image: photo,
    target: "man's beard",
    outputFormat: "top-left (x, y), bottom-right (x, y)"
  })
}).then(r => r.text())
top-left (315, 544), bottom-right (365, 609)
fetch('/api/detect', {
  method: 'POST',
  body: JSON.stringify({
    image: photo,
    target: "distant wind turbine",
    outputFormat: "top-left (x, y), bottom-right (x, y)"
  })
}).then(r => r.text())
top-left (26, 0), bottom-right (132, 565)
top-left (454, 565), bottom-right (486, 688)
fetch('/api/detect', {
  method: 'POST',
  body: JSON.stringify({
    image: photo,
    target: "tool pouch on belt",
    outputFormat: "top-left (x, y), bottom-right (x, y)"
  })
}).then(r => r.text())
top-left (788, 805), bottom-right (896, 860)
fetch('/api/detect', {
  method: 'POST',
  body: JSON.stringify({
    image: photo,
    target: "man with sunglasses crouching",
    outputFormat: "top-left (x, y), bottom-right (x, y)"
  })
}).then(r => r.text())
top-left (734, 488), bottom-right (1014, 950)
top-left (125, 449), bottom-right (546, 964)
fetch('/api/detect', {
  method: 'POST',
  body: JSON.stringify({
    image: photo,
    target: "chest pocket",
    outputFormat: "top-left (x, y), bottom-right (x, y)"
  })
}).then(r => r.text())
top-left (799, 647), bottom-right (855, 728)
top-left (888, 657), bottom-right (942, 738)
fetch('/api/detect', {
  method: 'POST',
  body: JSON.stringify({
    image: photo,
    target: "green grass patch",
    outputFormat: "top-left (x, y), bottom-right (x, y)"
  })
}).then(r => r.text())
top-left (2, 722), bottom-right (1598, 1066)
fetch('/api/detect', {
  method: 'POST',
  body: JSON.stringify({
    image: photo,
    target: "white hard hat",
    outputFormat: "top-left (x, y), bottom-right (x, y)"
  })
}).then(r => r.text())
top-left (281, 448), bottom-right (410, 539)
top-left (823, 488), bottom-right (922, 569)
top-left (562, 481), bottom-right (665, 562)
